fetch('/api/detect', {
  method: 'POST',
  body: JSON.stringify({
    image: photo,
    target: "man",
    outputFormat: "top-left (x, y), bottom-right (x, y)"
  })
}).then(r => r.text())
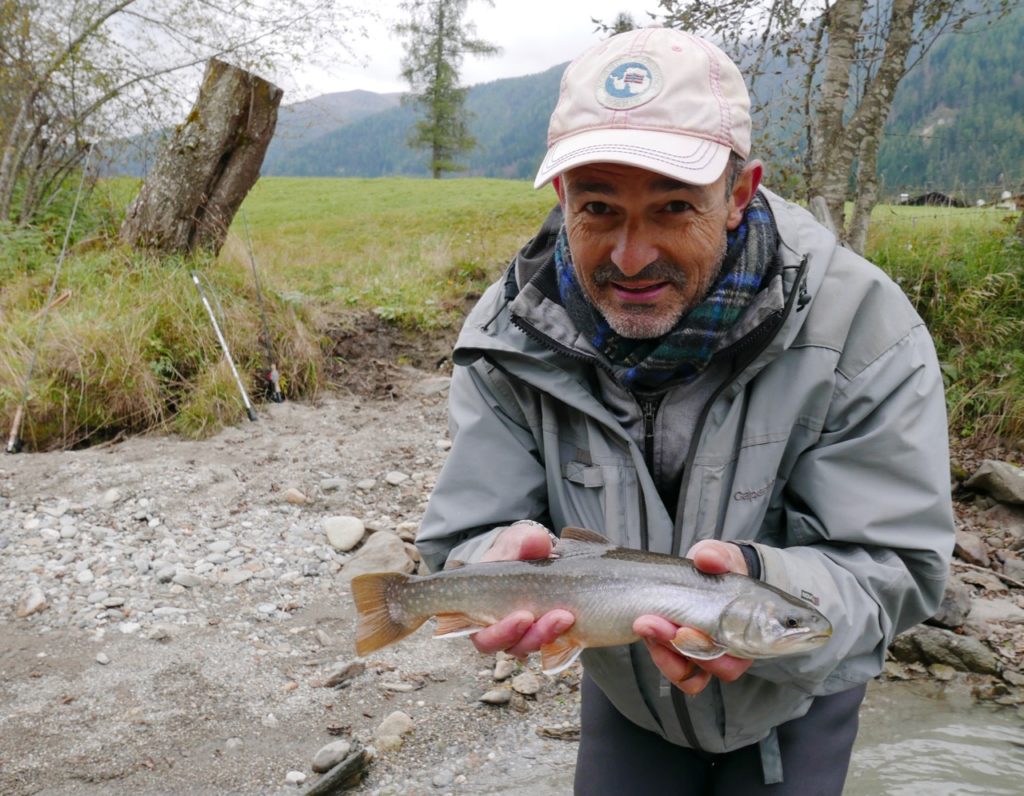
top-left (416, 26), bottom-right (953, 794)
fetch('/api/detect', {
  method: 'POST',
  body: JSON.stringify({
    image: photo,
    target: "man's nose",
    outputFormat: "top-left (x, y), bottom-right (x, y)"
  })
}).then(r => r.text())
top-left (611, 224), bottom-right (660, 277)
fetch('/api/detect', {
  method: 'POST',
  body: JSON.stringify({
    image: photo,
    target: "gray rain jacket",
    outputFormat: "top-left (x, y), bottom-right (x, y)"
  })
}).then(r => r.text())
top-left (416, 188), bottom-right (953, 763)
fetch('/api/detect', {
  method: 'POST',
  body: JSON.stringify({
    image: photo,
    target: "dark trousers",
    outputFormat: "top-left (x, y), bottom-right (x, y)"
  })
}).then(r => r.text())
top-left (574, 674), bottom-right (865, 795)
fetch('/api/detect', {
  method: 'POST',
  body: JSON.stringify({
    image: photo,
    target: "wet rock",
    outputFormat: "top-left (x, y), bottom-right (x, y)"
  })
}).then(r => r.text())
top-left (965, 460), bottom-right (1024, 505)
top-left (930, 575), bottom-right (973, 628)
top-left (340, 531), bottom-right (414, 582)
top-left (311, 739), bottom-right (351, 773)
top-left (954, 530), bottom-right (991, 567)
top-left (890, 625), bottom-right (1001, 675)
top-left (323, 516), bottom-right (365, 552)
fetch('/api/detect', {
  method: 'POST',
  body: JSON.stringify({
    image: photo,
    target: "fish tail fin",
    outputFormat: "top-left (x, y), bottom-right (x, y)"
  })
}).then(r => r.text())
top-left (350, 572), bottom-right (425, 656)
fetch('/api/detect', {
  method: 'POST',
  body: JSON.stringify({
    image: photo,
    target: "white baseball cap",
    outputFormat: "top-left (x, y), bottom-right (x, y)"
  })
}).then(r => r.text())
top-left (534, 27), bottom-right (751, 189)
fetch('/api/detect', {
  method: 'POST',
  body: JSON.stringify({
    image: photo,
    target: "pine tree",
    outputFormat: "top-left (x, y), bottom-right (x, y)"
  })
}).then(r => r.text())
top-left (396, 0), bottom-right (499, 179)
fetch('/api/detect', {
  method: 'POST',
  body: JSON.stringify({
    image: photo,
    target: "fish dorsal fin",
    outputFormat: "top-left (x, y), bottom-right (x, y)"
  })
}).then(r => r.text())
top-left (539, 636), bottom-right (585, 675)
top-left (560, 527), bottom-right (612, 545)
top-left (670, 627), bottom-right (727, 661)
top-left (433, 613), bottom-right (488, 639)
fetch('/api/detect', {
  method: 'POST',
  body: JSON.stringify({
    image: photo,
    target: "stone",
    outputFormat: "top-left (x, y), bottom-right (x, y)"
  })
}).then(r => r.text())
top-left (374, 708), bottom-right (413, 737)
top-left (928, 663), bottom-right (956, 681)
top-left (954, 530), bottom-right (991, 567)
top-left (96, 652), bottom-right (111, 665)
top-left (511, 671), bottom-right (542, 696)
top-left (965, 460), bottom-right (1024, 505)
top-left (493, 658), bottom-right (516, 681)
top-left (285, 770), bottom-right (306, 786)
top-left (323, 516), bottom-right (365, 552)
top-left (324, 660), bottom-right (365, 687)
top-left (930, 575), bottom-right (973, 628)
top-left (340, 531), bottom-right (414, 582)
top-left (479, 688), bottom-right (512, 705)
top-left (220, 569), bottom-right (253, 586)
top-left (16, 586), bottom-right (48, 618)
top-left (284, 487), bottom-right (307, 505)
top-left (968, 597), bottom-right (1024, 625)
top-left (384, 471), bottom-right (409, 486)
top-left (311, 739), bottom-right (351, 773)
top-left (890, 625), bottom-right (1001, 675)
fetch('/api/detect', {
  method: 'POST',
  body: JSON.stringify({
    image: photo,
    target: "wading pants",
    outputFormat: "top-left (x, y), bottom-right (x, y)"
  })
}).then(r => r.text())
top-left (574, 674), bottom-right (866, 795)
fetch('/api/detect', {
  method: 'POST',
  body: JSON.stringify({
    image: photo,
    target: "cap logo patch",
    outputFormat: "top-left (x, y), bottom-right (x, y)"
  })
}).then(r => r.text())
top-left (597, 56), bottom-right (662, 110)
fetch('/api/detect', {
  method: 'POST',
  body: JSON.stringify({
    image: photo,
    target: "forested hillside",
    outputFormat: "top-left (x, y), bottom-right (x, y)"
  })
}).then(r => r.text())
top-left (116, 11), bottom-right (1021, 198)
top-left (876, 6), bottom-right (1024, 200)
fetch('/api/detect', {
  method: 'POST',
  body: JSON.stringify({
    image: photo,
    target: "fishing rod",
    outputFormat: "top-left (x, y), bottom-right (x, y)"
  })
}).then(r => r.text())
top-left (6, 146), bottom-right (93, 454)
top-left (190, 271), bottom-right (258, 422)
top-left (239, 210), bottom-right (284, 403)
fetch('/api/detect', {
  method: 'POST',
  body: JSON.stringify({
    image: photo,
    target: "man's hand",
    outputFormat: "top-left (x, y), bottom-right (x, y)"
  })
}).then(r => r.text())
top-left (634, 540), bottom-right (754, 695)
top-left (471, 522), bottom-right (575, 660)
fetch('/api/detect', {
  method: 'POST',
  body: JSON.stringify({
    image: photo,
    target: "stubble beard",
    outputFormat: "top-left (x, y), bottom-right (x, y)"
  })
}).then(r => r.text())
top-left (579, 235), bottom-right (728, 340)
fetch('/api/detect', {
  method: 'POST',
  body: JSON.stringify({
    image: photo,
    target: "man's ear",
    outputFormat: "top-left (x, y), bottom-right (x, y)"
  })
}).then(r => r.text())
top-left (726, 160), bottom-right (763, 229)
top-left (553, 175), bottom-right (565, 207)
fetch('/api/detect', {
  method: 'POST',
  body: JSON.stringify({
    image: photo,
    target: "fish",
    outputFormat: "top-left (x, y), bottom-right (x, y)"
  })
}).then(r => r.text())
top-left (350, 527), bottom-right (832, 674)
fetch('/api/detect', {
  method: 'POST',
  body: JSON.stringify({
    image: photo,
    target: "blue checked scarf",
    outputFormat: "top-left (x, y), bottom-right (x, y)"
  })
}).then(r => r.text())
top-left (554, 191), bottom-right (779, 390)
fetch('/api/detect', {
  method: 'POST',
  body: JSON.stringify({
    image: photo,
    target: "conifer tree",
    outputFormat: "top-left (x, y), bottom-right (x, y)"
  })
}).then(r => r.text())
top-left (396, 0), bottom-right (499, 178)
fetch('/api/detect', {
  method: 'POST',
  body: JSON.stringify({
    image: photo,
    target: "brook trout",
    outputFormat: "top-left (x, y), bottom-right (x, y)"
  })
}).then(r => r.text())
top-left (351, 527), bottom-right (832, 674)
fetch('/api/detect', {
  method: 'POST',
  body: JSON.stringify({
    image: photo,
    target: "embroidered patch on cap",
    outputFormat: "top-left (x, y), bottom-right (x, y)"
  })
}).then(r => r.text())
top-left (596, 56), bottom-right (663, 110)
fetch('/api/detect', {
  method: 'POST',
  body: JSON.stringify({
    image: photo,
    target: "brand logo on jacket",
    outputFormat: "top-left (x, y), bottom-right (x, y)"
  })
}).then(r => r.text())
top-left (733, 479), bottom-right (775, 501)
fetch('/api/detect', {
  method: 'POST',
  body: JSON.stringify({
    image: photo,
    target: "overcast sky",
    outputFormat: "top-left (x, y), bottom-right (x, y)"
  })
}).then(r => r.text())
top-left (283, 1), bottom-right (659, 99)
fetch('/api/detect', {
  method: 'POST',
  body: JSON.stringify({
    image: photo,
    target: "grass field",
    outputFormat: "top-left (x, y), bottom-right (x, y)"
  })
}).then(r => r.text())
top-left (1, 176), bottom-right (1021, 449)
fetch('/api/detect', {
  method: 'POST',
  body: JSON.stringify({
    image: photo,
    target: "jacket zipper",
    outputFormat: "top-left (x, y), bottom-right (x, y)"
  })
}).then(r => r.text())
top-left (669, 254), bottom-right (811, 754)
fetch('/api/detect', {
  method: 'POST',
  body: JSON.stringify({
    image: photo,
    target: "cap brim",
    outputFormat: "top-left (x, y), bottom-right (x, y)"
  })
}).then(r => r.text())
top-left (533, 128), bottom-right (731, 189)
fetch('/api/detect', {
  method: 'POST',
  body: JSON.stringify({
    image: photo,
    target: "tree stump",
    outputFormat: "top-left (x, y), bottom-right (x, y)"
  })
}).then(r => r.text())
top-left (120, 59), bottom-right (283, 255)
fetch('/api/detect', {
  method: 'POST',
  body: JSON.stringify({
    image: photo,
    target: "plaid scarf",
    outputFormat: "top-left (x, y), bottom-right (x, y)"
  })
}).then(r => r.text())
top-left (554, 191), bottom-right (779, 390)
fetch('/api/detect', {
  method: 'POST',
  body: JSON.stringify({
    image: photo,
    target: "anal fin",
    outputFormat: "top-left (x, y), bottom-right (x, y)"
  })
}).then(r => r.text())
top-left (433, 613), bottom-right (488, 639)
top-left (670, 627), bottom-right (727, 660)
top-left (540, 636), bottom-right (584, 675)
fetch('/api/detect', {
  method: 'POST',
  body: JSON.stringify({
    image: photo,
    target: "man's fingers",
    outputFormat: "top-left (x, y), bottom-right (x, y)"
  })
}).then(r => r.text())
top-left (507, 609), bottom-right (575, 659)
top-left (481, 523), bottom-right (553, 562)
top-left (687, 539), bottom-right (748, 576)
top-left (470, 610), bottom-right (534, 654)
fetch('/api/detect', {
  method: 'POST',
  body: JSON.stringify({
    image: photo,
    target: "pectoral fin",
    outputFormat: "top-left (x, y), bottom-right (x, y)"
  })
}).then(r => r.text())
top-left (433, 613), bottom-right (488, 639)
top-left (670, 627), bottom-right (727, 660)
top-left (539, 636), bottom-right (584, 675)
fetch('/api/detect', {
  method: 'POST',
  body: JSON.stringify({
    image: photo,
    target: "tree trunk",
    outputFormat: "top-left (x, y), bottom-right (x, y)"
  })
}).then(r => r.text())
top-left (119, 59), bottom-right (282, 256)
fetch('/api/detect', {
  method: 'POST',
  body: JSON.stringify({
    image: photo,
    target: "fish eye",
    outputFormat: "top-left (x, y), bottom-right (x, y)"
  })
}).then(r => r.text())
top-left (784, 617), bottom-right (800, 629)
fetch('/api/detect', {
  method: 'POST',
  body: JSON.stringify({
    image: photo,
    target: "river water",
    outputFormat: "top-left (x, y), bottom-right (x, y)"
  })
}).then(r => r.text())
top-left (498, 678), bottom-right (1024, 795)
top-left (847, 679), bottom-right (1024, 795)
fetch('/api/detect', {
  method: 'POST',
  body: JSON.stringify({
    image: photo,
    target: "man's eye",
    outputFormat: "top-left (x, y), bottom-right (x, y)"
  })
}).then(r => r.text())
top-left (583, 201), bottom-right (612, 215)
top-left (664, 200), bottom-right (693, 213)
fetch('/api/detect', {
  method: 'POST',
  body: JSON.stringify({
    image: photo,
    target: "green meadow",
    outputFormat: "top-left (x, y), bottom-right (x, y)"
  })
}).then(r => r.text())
top-left (1, 176), bottom-right (1021, 449)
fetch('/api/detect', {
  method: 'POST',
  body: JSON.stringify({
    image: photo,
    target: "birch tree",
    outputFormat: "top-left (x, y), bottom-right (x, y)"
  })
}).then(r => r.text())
top-left (655, 0), bottom-right (1011, 253)
top-left (395, 0), bottom-right (499, 179)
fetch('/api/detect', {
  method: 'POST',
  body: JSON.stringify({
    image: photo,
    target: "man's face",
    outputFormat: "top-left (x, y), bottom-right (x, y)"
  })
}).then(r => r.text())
top-left (556, 161), bottom-right (756, 339)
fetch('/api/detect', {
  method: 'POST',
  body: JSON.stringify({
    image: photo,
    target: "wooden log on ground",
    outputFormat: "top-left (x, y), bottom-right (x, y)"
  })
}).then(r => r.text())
top-left (119, 58), bottom-right (282, 256)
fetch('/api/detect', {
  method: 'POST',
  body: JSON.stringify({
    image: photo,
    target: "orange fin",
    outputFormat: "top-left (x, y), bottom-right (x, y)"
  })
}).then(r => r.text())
top-left (670, 627), bottom-right (727, 660)
top-left (540, 636), bottom-right (584, 675)
top-left (350, 572), bottom-right (425, 656)
top-left (433, 613), bottom-right (488, 639)
top-left (559, 527), bottom-right (612, 545)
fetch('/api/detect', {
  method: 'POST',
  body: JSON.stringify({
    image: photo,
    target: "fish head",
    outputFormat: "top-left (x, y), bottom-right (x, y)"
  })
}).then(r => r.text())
top-left (717, 591), bottom-right (833, 658)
